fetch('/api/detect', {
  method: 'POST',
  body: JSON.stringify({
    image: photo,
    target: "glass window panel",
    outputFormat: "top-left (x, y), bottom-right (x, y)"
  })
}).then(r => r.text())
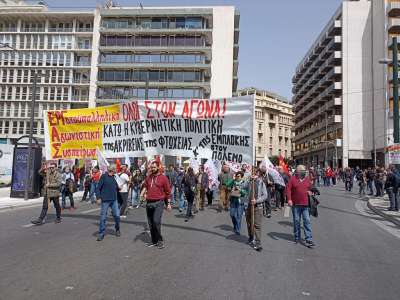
top-left (149, 71), bottom-right (159, 81)
top-left (176, 17), bottom-right (185, 28)
top-left (186, 17), bottom-right (202, 29)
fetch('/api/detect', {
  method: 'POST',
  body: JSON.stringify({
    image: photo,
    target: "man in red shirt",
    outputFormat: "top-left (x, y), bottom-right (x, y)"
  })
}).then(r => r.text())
top-left (287, 165), bottom-right (315, 247)
top-left (142, 161), bottom-right (171, 249)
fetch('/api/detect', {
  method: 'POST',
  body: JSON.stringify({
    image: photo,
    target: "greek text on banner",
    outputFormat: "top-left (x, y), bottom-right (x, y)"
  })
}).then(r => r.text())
top-left (44, 96), bottom-right (254, 165)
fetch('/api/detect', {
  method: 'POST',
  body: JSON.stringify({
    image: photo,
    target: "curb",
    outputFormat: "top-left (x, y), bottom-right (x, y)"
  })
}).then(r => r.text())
top-left (367, 199), bottom-right (400, 227)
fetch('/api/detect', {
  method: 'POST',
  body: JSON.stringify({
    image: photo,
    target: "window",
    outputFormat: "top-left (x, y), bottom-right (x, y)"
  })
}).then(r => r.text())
top-left (18, 121), bottom-right (24, 134)
top-left (4, 121), bottom-right (9, 134)
top-left (258, 123), bottom-right (262, 131)
top-left (257, 147), bottom-right (262, 154)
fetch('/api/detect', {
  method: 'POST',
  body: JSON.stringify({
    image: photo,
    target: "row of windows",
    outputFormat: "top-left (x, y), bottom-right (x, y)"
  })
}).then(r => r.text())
top-left (0, 120), bottom-right (44, 135)
top-left (0, 51), bottom-right (91, 66)
top-left (100, 35), bottom-right (206, 47)
top-left (0, 69), bottom-right (73, 84)
top-left (0, 34), bottom-right (92, 50)
top-left (97, 87), bottom-right (204, 100)
top-left (100, 53), bottom-right (206, 64)
top-left (0, 102), bottom-right (69, 119)
top-left (98, 70), bottom-right (203, 83)
top-left (0, 86), bottom-right (89, 102)
top-left (0, 22), bottom-right (93, 33)
top-left (102, 17), bottom-right (204, 30)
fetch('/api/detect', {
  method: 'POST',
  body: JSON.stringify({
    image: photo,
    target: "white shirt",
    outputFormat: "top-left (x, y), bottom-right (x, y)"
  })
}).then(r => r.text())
top-left (118, 172), bottom-right (130, 193)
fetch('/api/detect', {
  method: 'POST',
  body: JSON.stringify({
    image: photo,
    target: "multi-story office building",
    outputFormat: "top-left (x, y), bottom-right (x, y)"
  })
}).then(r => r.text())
top-left (238, 88), bottom-right (294, 164)
top-left (292, 0), bottom-right (374, 168)
top-left (0, 0), bottom-right (94, 143)
top-left (0, 1), bottom-right (239, 144)
top-left (95, 6), bottom-right (239, 106)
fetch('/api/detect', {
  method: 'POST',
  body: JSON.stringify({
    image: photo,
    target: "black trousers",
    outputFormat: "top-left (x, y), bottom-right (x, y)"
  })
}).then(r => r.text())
top-left (206, 190), bottom-right (213, 205)
top-left (39, 196), bottom-right (61, 220)
top-left (146, 200), bottom-right (165, 244)
top-left (119, 192), bottom-right (129, 216)
top-left (81, 187), bottom-right (89, 201)
top-left (185, 191), bottom-right (195, 218)
top-left (275, 188), bottom-right (285, 208)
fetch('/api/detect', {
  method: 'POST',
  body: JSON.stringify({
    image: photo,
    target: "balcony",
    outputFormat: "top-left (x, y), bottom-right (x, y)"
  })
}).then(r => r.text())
top-left (389, 18), bottom-right (400, 34)
top-left (48, 28), bottom-right (73, 33)
top-left (76, 27), bottom-right (93, 32)
top-left (388, 2), bottom-right (400, 18)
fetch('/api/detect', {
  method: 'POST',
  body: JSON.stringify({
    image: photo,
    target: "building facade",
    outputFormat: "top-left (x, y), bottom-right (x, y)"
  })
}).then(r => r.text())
top-left (238, 88), bottom-right (294, 164)
top-left (292, 0), bottom-right (375, 168)
top-left (0, 1), bottom-right (94, 143)
top-left (0, 1), bottom-right (239, 144)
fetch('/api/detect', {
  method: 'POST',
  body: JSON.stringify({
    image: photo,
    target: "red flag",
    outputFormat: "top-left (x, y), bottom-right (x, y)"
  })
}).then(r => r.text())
top-left (116, 159), bottom-right (121, 173)
top-left (278, 155), bottom-right (289, 174)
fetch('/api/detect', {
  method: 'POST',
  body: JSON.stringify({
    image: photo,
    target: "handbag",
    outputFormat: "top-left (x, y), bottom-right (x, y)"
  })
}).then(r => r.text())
top-left (68, 179), bottom-right (77, 193)
top-left (283, 205), bottom-right (291, 218)
top-left (230, 189), bottom-right (241, 198)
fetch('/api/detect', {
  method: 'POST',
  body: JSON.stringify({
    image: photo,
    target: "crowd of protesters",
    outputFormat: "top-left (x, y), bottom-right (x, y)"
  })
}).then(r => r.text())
top-left (31, 159), bottom-right (322, 251)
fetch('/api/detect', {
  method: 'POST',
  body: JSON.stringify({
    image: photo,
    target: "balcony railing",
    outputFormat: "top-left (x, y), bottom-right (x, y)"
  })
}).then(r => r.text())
top-left (76, 27), bottom-right (93, 32)
top-left (48, 28), bottom-right (73, 32)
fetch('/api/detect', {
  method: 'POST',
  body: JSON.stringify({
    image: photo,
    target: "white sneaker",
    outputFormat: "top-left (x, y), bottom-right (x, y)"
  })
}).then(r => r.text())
top-left (136, 204), bottom-right (140, 209)
top-left (120, 215), bottom-right (127, 219)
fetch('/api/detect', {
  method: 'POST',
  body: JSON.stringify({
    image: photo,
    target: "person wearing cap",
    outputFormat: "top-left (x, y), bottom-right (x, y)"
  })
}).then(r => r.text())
top-left (96, 165), bottom-right (121, 241)
top-left (287, 165), bottom-right (315, 247)
top-left (142, 160), bottom-right (172, 249)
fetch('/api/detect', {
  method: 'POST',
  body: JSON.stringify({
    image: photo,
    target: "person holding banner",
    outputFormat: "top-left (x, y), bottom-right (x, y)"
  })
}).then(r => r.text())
top-left (245, 168), bottom-right (268, 251)
top-left (142, 161), bottom-right (172, 249)
top-left (31, 163), bottom-right (62, 225)
top-left (96, 165), bottom-right (121, 241)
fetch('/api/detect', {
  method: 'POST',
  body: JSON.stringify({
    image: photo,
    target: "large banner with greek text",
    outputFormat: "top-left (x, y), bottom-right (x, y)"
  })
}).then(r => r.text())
top-left (44, 96), bottom-right (254, 164)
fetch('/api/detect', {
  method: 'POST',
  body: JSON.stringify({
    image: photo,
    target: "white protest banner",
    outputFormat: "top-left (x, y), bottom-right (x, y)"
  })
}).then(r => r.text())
top-left (204, 159), bottom-right (219, 190)
top-left (44, 96), bottom-right (254, 165)
top-left (260, 155), bottom-right (285, 187)
top-left (96, 148), bottom-right (109, 173)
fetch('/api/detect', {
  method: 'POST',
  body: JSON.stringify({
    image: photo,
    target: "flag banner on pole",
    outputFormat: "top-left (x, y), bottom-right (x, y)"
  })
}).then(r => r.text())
top-left (44, 96), bottom-right (253, 164)
top-left (260, 155), bottom-right (286, 187)
top-left (96, 147), bottom-right (109, 173)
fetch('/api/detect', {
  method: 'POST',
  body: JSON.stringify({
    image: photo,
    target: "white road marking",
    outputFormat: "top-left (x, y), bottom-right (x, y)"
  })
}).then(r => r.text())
top-left (296, 258), bottom-right (304, 262)
top-left (80, 208), bottom-right (100, 214)
top-left (355, 200), bottom-right (400, 239)
top-left (301, 291), bottom-right (311, 296)
top-left (65, 286), bottom-right (74, 290)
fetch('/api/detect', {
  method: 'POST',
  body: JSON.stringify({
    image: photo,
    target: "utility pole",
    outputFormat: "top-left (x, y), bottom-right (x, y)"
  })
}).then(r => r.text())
top-left (144, 71), bottom-right (149, 99)
top-left (24, 71), bottom-right (39, 200)
top-left (393, 36), bottom-right (399, 144)
top-left (325, 111), bottom-right (328, 167)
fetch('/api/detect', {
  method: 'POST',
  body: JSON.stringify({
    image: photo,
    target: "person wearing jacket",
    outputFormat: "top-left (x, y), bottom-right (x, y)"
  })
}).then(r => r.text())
top-left (31, 162), bottom-right (62, 225)
top-left (287, 165), bottom-right (315, 247)
top-left (61, 166), bottom-right (75, 210)
top-left (182, 167), bottom-right (198, 222)
top-left (195, 165), bottom-right (209, 212)
top-left (386, 166), bottom-right (399, 211)
top-left (227, 171), bottom-right (247, 235)
top-left (142, 161), bottom-right (172, 249)
top-left (96, 165), bottom-right (121, 241)
top-left (245, 168), bottom-right (268, 251)
top-left (218, 164), bottom-right (233, 212)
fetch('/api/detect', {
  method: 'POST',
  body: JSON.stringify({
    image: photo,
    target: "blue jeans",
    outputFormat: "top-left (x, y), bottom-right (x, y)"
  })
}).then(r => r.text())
top-left (292, 206), bottom-right (312, 241)
top-left (230, 199), bottom-right (244, 234)
top-left (178, 190), bottom-right (186, 210)
top-left (98, 200), bottom-right (120, 237)
top-left (89, 182), bottom-right (98, 203)
top-left (170, 186), bottom-right (176, 205)
top-left (131, 186), bottom-right (139, 206)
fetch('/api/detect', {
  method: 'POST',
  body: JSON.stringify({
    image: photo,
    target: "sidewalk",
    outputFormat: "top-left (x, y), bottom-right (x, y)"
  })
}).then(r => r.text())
top-left (0, 187), bottom-right (84, 211)
top-left (367, 196), bottom-right (400, 227)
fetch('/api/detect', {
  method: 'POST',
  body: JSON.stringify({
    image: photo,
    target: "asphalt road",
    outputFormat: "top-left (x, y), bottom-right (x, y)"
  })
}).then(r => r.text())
top-left (1, 184), bottom-right (400, 300)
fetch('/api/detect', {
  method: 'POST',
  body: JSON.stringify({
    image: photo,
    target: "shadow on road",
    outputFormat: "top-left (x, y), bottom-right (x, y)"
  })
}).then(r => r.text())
top-left (214, 224), bottom-right (233, 232)
top-left (267, 232), bottom-right (293, 241)
top-left (278, 221), bottom-right (293, 228)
